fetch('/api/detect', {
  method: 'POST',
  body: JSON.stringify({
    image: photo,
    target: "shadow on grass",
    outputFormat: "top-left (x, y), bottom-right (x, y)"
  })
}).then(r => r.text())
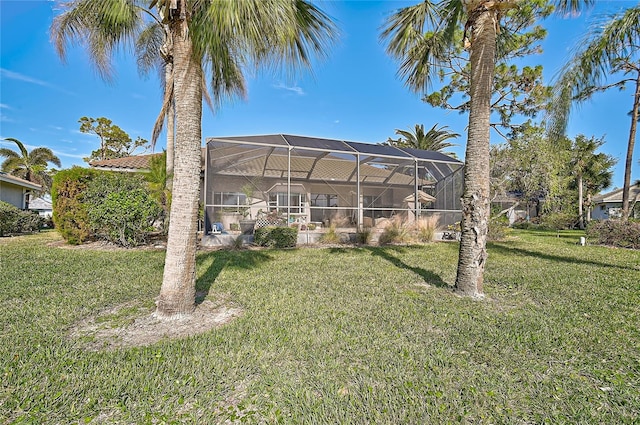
top-left (195, 250), bottom-right (274, 304)
top-left (489, 242), bottom-right (638, 272)
top-left (364, 246), bottom-right (450, 289)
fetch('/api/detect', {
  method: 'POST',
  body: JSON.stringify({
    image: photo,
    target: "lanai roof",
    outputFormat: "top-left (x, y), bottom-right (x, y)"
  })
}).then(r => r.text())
top-left (207, 134), bottom-right (463, 184)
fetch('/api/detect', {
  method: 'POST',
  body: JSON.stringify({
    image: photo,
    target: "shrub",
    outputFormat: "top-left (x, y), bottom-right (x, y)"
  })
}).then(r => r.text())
top-left (586, 220), bottom-right (640, 249)
top-left (87, 189), bottom-right (162, 247)
top-left (254, 226), bottom-right (298, 248)
top-left (378, 220), bottom-right (410, 245)
top-left (0, 201), bottom-right (20, 236)
top-left (319, 225), bottom-right (341, 244)
top-left (0, 202), bottom-right (45, 236)
top-left (52, 167), bottom-right (96, 244)
top-left (538, 212), bottom-right (577, 231)
top-left (415, 216), bottom-right (438, 243)
top-left (356, 227), bottom-right (372, 244)
top-left (16, 210), bottom-right (44, 233)
top-left (488, 215), bottom-right (509, 241)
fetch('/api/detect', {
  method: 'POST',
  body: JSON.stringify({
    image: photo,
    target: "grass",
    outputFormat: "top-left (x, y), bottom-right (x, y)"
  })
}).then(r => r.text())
top-left (1, 230), bottom-right (639, 423)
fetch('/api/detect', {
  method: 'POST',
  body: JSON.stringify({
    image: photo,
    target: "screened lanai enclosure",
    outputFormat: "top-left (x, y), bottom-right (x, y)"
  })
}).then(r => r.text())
top-left (204, 134), bottom-right (463, 235)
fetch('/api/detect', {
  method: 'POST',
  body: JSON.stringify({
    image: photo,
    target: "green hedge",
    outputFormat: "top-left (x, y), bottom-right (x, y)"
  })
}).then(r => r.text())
top-left (254, 226), bottom-right (298, 248)
top-left (52, 167), bottom-right (96, 244)
top-left (52, 167), bottom-right (162, 246)
top-left (0, 201), bottom-right (44, 236)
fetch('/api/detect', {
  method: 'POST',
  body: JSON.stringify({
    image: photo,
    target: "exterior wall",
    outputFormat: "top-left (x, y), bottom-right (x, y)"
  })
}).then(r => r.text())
top-left (0, 181), bottom-right (26, 208)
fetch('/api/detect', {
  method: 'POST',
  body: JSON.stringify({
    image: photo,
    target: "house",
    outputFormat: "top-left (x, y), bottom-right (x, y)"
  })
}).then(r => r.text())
top-left (591, 184), bottom-right (640, 220)
top-left (29, 195), bottom-right (53, 218)
top-left (90, 134), bottom-right (464, 237)
top-left (204, 134), bottom-right (463, 233)
top-left (0, 172), bottom-right (42, 209)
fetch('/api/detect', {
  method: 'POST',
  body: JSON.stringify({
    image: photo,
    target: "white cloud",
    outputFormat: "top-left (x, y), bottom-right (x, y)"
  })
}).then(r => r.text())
top-left (273, 83), bottom-right (305, 96)
top-left (0, 104), bottom-right (10, 109)
top-left (0, 68), bottom-right (75, 95)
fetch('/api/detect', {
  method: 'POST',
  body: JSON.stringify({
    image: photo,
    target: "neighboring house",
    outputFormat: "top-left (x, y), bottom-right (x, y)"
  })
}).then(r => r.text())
top-left (89, 150), bottom-right (206, 203)
top-left (0, 172), bottom-right (42, 209)
top-left (591, 184), bottom-right (640, 220)
top-left (29, 195), bottom-right (53, 218)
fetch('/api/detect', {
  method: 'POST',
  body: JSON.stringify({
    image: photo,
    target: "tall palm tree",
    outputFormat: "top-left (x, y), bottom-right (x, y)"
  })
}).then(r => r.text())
top-left (0, 137), bottom-right (61, 193)
top-left (381, 0), bottom-right (589, 298)
top-left (386, 123), bottom-right (459, 156)
top-left (549, 4), bottom-right (640, 220)
top-left (52, 0), bottom-right (336, 318)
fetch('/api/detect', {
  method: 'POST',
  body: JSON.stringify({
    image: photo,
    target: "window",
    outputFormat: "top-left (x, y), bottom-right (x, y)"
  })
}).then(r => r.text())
top-left (311, 194), bottom-right (337, 208)
top-left (268, 192), bottom-right (306, 214)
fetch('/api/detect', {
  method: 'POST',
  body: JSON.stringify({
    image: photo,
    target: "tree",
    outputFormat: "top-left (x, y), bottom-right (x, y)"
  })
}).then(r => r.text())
top-left (0, 137), bottom-right (61, 193)
top-left (381, 0), bottom-right (589, 298)
top-left (79, 116), bottom-right (149, 162)
top-left (52, 0), bottom-right (336, 318)
top-left (568, 135), bottom-right (616, 228)
top-left (549, 4), bottom-right (640, 220)
top-left (491, 125), bottom-right (570, 217)
top-left (386, 123), bottom-right (459, 156)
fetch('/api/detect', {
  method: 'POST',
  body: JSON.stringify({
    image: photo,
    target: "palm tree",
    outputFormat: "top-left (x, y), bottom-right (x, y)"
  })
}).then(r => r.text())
top-left (52, 0), bottom-right (336, 318)
top-left (569, 135), bottom-right (616, 228)
top-left (0, 137), bottom-right (61, 193)
top-left (386, 123), bottom-right (459, 156)
top-left (549, 4), bottom-right (640, 220)
top-left (381, 0), bottom-right (589, 298)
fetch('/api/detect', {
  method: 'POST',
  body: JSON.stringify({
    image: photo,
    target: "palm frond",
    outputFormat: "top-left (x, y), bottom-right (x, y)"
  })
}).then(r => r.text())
top-left (548, 4), bottom-right (640, 138)
top-left (51, 0), bottom-right (144, 81)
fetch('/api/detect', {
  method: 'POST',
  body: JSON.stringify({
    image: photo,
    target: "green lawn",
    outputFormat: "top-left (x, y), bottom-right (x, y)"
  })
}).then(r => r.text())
top-left (1, 230), bottom-right (639, 424)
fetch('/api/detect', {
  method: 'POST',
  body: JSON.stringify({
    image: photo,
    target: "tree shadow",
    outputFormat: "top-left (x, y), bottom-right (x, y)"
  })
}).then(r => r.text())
top-left (195, 249), bottom-right (274, 304)
top-left (364, 246), bottom-right (450, 289)
top-left (489, 242), bottom-right (639, 272)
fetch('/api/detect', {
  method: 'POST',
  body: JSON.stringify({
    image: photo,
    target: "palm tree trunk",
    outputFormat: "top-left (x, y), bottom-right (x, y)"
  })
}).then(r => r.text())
top-left (454, 9), bottom-right (497, 298)
top-left (155, 15), bottom-right (201, 318)
top-left (621, 71), bottom-right (639, 220)
top-left (166, 60), bottom-right (175, 193)
top-left (578, 172), bottom-right (584, 229)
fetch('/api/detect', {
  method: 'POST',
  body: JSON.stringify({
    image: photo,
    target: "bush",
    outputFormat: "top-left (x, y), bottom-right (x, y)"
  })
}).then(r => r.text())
top-left (0, 201), bottom-right (44, 236)
top-left (16, 210), bottom-right (44, 233)
top-left (52, 168), bottom-right (163, 246)
top-left (52, 167), bottom-right (96, 244)
top-left (319, 225), bottom-right (341, 244)
top-left (586, 220), bottom-right (640, 249)
top-left (488, 215), bottom-right (509, 241)
top-left (0, 201), bottom-right (20, 236)
top-left (84, 172), bottom-right (161, 247)
top-left (88, 189), bottom-right (162, 247)
top-left (378, 220), bottom-right (410, 245)
top-left (356, 227), bottom-right (372, 244)
top-left (538, 212), bottom-right (577, 231)
top-left (414, 216), bottom-right (438, 243)
top-left (254, 226), bottom-right (298, 248)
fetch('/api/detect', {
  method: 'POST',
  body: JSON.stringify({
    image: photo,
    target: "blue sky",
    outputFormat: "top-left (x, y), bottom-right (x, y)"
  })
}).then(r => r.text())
top-left (1, 0), bottom-right (638, 190)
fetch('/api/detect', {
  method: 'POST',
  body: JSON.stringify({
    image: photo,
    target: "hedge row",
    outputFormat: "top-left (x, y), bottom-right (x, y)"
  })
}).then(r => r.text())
top-left (0, 201), bottom-right (44, 236)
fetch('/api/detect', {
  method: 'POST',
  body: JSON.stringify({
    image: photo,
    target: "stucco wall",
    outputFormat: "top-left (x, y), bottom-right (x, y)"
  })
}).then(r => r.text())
top-left (0, 181), bottom-right (25, 208)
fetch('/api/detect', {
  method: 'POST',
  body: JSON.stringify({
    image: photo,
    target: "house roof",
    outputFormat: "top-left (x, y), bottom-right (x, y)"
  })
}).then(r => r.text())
top-left (89, 149), bottom-right (206, 171)
top-left (0, 172), bottom-right (42, 191)
top-left (29, 196), bottom-right (53, 210)
top-left (592, 184), bottom-right (640, 203)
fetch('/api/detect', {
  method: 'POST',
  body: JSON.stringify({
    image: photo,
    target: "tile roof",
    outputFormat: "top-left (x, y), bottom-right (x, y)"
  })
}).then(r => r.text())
top-left (89, 148), bottom-right (206, 171)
